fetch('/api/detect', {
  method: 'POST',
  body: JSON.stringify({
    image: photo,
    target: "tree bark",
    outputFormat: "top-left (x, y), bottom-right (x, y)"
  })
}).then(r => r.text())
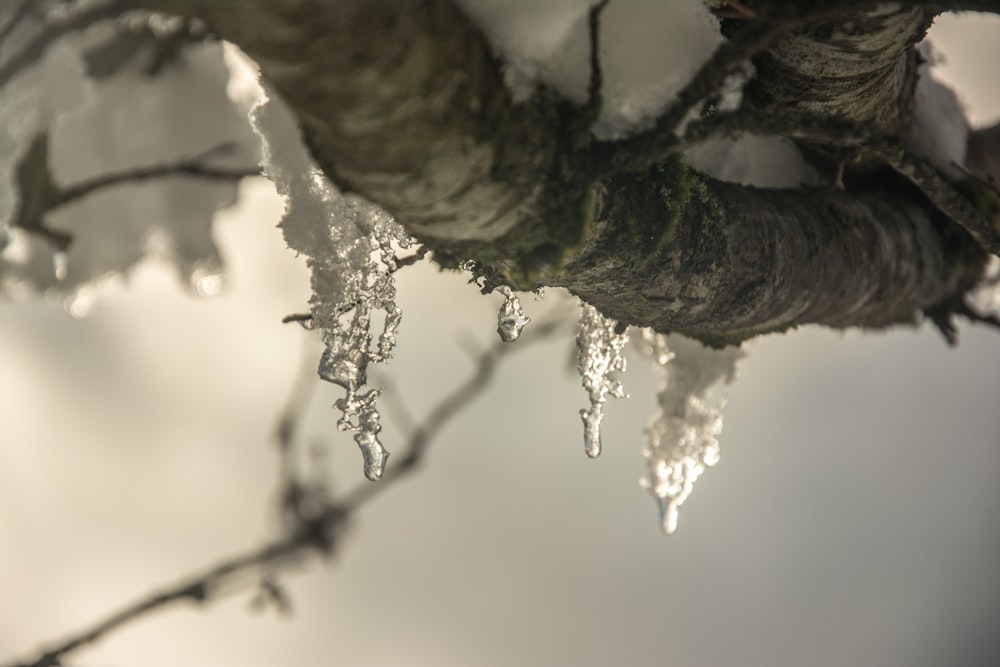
top-left (122, 0), bottom-right (992, 345)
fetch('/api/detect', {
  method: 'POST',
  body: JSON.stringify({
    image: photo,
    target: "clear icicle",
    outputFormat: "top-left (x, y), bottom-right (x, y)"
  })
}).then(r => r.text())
top-left (637, 330), bottom-right (743, 535)
top-left (496, 286), bottom-right (530, 342)
top-left (253, 87), bottom-right (413, 482)
top-left (575, 302), bottom-right (629, 458)
top-left (52, 250), bottom-right (68, 282)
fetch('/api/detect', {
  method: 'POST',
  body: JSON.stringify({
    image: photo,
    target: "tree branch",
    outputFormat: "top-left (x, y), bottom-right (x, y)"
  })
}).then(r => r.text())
top-left (3, 306), bottom-right (568, 667)
top-left (103, 0), bottom-right (992, 346)
top-left (0, 0), bottom-right (127, 88)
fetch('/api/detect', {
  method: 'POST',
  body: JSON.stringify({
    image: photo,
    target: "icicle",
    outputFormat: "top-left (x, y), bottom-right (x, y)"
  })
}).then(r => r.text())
top-left (52, 250), bottom-right (68, 282)
top-left (496, 286), bottom-right (530, 342)
top-left (575, 302), bottom-right (629, 458)
top-left (253, 88), bottom-right (413, 482)
top-left (637, 330), bottom-right (743, 534)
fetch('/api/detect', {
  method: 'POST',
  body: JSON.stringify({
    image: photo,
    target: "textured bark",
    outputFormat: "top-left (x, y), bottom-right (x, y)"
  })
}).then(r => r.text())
top-left (743, 4), bottom-right (931, 137)
top-left (123, 0), bottom-right (991, 345)
top-left (560, 166), bottom-right (984, 345)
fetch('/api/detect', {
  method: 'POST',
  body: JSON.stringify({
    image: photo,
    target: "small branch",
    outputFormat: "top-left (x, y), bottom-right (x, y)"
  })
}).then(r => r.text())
top-left (4, 306), bottom-right (570, 667)
top-left (588, 15), bottom-right (784, 173)
top-left (578, 0), bottom-right (609, 132)
top-left (7, 521), bottom-right (335, 667)
top-left (926, 295), bottom-right (1000, 346)
top-left (0, 0), bottom-right (37, 45)
top-left (880, 147), bottom-right (1000, 257)
top-left (0, 0), bottom-right (127, 88)
top-left (55, 159), bottom-right (262, 210)
top-left (11, 135), bottom-right (260, 257)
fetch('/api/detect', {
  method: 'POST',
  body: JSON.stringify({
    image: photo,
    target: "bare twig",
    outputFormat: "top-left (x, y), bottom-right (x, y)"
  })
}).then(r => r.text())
top-left (54, 158), bottom-right (262, 209)
top-left (926, 296), bottom-right (1000, 346)
top-left (4, 305), bottom-right (571, 667)
top-left (576, 0), bottom-right (609, 134)
top-left (0, 0), bottom-right (126, 88)
top-left (0, 0), bottom-right (37, 45)
top-left (11, 134), bottom-right (260, 256)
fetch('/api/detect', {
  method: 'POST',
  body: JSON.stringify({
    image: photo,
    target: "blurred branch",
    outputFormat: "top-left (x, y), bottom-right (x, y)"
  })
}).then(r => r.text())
top-left (54, 153), bottom-right (262, 209)
top-left (4, 305), bottom-right (570, 667)
top-left (11, 133), bottom-right (259, 255)
top-left (0, 0), bottom-right (126, 88)
top-left (0, 0), bottom-right (36, 45)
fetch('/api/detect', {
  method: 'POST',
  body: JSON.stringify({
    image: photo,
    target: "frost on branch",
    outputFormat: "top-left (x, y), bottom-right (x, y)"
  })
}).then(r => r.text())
top-left (252, 86), bottom-right (412, 482)
top-left (575, 302), bottom-right (629, 459)
top-left (638, 330), bottom-right (743, 535)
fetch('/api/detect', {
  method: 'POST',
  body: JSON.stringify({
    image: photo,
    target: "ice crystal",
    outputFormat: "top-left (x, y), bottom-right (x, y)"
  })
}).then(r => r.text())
top-left (575, 302), bottom-right (629, 458)
top-left (638, 330), bottom-right (743, 535)
top-left (496, 286), bottom-right (530, 342)
top-left (253, 85), bottom-right (412, 481)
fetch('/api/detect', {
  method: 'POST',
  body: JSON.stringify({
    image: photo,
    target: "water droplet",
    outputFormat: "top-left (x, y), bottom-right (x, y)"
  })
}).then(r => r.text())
top-left (191, 265), bottom-right (225, 297)
top-left (496, 286), bottom-right (530, 342)
top-left (53, 250), bottom-right (68, 281)
top-left (659, 499), bottom-right (680, 535)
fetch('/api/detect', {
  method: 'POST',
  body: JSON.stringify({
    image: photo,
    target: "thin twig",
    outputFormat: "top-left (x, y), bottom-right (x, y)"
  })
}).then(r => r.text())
top-left (0, 0), bottom-right (127, 88)
top-left (4, 305), bottom-right (571, 667)
top-left (55, 160), bottom-right (262, 209)
top-left (0, 0), bottom-right (37, 45)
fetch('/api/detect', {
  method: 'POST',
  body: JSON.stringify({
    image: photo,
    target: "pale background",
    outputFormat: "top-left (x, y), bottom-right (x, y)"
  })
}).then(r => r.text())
top-left (2, 10), bottom-right (1000, 667)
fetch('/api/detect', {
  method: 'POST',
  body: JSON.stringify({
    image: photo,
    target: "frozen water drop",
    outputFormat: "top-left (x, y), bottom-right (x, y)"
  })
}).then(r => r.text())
top-left (575, 302), bottom-right (629, 458)
top-left (659, 499), bottom-right (680, 535)
top-left (496, 286), bottom-right (530, 342)
top-left (355, 410), bottom-right (388, 480)
top-left (53, 251), bottom-right (68, 281)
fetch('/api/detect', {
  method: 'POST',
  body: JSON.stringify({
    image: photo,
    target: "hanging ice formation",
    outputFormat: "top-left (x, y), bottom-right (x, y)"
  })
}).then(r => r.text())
top-left (496, 286), bottom-right (530, 342)
top-left (253, 86), bottom-right (412, 481)
top-left (575, 303), bottom-right (630, 458)
top-left (637, 330), bottom-right (743, 534)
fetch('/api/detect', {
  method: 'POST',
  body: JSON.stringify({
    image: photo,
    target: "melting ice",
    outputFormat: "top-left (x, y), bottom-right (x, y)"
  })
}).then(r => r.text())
top-left (253, 87), bottom-right (412, 481)
top-left (637, 330), bottom-right (743, 534)
top-left (575, 302), bottom-right (629, 458)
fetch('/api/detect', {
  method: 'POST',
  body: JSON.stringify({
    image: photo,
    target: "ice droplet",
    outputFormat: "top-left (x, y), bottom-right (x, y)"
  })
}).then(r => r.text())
top-left (496, 286), bottom-right (530, 342)
top-left (637, 330), bottom-right (743, 535)
top-left (52, 250), bottom-right (68, 281)
top-left (575, 302), bottom-right (629, 458)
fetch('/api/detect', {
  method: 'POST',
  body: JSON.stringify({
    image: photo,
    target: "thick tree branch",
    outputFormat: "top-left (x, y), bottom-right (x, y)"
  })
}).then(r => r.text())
top-left (0, 0), bottom-right (127, 88)
top-left (107, 0), bottom-right (995, 346)
top-left (556, 162), bottom-right (986, 345)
